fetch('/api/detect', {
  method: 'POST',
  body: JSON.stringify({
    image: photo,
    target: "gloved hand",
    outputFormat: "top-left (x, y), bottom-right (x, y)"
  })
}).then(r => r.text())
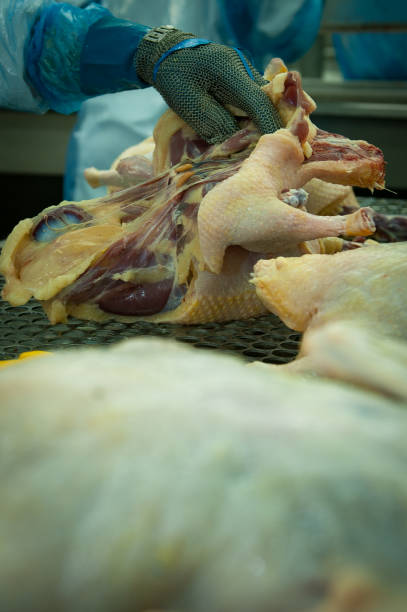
top-left (25, 4), bottom-right (283, 137)
top-left (135, 26), bottom-right (282, 144)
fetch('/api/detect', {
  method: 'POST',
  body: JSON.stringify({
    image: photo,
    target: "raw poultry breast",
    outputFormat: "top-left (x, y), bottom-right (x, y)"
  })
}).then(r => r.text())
top-left (252, 241), bottom-right (407, 401)
top-left (0, 59), bottom-right (386, 324)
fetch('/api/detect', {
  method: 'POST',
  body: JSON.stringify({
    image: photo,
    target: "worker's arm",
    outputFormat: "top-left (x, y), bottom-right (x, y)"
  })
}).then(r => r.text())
top-left (25, 2), bottom-right (151, 115)
top-left (1, 2), bottom-right (281, 143)
top-left (0, 1), bottom-right (149, 114)
top-left (0, 0), bottom-right (56, 113)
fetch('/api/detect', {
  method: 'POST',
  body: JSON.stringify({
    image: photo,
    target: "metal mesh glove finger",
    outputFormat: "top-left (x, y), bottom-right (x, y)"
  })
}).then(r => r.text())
top-left (135, 26), bottom-right (282, 144)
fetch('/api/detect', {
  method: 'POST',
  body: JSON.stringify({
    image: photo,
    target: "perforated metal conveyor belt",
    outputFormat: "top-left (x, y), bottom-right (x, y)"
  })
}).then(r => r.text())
top-left (1, 198), bottom-right (405, 363)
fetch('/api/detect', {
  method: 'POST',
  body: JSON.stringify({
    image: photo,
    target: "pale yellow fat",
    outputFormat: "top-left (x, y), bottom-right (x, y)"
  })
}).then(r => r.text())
top-left (0, 218), bottom-right (34, 305)
top-left (253, 274), bottom-right (308, 332)
top-left (16, 225), bottom-right (124, 302)
top-left (301, 237), bottom-right (346, 255)
top-left (113, 265), bottom-right (172, 284)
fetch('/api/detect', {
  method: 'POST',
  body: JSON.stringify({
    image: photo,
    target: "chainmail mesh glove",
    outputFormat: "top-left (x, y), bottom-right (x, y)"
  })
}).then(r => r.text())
top-left (135, 26), bottom-right (282, 144)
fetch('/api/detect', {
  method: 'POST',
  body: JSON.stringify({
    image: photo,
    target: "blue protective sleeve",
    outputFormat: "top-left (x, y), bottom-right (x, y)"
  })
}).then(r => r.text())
top-left (0, 0), bottom-right (53, 113)
top-left (25, 2), bottom-right (150, 115)
top-left (80, 15), bottom-right (150, 95)
top-left (25, 2), bottom-right (111, 114)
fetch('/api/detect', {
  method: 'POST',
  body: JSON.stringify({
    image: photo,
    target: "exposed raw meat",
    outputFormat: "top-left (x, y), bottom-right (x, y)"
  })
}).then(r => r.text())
top-left (371, 211), bottom-right (407, 242)
top-left (0, 60), bottom-right (385, 324)
top-left (1, 337), bottom-right (407, 611)
top-left (252, 242), bottom-right (407, 400)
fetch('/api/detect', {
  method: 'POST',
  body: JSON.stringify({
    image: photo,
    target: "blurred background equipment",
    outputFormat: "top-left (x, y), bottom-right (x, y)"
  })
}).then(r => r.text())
top-left (293, 0), bottom-right (407, 200)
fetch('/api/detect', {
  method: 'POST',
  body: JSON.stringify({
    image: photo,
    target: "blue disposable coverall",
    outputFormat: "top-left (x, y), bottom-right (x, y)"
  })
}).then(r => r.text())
top-left (0, 0), bottom-right (323, 200)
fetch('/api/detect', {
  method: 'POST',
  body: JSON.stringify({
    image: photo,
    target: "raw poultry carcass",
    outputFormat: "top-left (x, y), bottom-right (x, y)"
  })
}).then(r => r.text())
top-left (0, 59), bottom-right (385, 325)
top-left (84, 136), bottom-right (156, 193)
top-left (252, 241), bottom-right (407, 401)
top-left (196, 110), bottom-right (381, 273)
top-left (1, 337), bottom-right (407, 611)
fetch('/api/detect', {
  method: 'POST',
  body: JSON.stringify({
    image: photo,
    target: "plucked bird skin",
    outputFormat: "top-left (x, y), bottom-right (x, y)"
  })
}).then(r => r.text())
top-left (0, 60), bottom-right (385, 324)
top-left (252, 241), bottom-right (407, 400)
top-left (197, 117), bottom-right (378, 273)
top-left (1, 338), bottom-right (407, 612)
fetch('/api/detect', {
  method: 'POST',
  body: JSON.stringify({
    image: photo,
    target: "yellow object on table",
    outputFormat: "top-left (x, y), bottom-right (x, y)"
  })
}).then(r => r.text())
top-left (0, 351), bottom-right (51, 369)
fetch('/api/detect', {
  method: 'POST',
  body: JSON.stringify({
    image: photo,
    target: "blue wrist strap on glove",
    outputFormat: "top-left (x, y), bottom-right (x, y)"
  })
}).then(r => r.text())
top-left (232, 48), bottom-right (256, 81)
top-left (25, 4), bottom-right (151, 113)
top-left (152, 38), bottom-right (256, 84)
top-left (152, 38), bottom-right (211, 82)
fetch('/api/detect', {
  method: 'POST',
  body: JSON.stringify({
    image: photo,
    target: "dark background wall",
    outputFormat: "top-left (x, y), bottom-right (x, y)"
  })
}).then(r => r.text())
top-left (1, 174), bottom-right (63, 239)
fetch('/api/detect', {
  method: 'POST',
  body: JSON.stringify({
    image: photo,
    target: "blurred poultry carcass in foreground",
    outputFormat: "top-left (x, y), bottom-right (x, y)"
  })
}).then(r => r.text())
top-left (1, 337), bottom-right (407, 612)
top-left (0, 59), bottom-right (385, 324)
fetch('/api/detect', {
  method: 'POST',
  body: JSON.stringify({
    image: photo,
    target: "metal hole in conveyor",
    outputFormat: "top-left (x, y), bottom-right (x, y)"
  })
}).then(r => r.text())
top-left (0, 198), bottom-right (405, 364)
